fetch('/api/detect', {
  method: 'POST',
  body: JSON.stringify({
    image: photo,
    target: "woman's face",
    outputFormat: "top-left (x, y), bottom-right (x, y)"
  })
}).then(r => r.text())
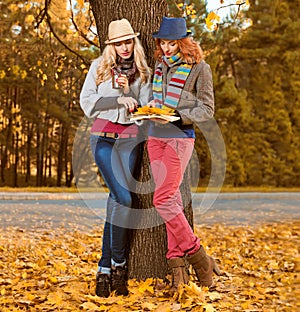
top-left (160, 39), bottom-right (179, 58)
top-left (114, 39), bottom-right (134, 59)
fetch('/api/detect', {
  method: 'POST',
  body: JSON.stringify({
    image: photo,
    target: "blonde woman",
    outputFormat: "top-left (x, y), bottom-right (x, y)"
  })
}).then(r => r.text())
top-left (80, 19), bottom-right (151, 297)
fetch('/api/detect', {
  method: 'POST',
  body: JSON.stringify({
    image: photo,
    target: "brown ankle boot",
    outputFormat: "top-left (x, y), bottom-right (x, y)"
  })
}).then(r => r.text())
top-left (187, 246), bottom-right (221, 287)
top-left (167, 257), bottom-right (189, 292)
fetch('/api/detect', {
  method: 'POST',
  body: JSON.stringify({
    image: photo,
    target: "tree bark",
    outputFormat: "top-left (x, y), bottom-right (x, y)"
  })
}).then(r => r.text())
top-left (25, 122), bottom-right (33, 184)
top-left (89, 0), bottom-right (168, 68)
top-left (88, 0), bottom-right (193, 280)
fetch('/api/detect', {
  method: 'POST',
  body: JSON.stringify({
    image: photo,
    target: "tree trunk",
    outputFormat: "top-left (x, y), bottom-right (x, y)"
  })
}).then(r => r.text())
top-left (25, 122), bottom-right (33, 184)
top-left (56, 125), bottom-right (64, 187)
top-left (89, 0), bottom-right (168, 68)
top-left (13, 132), bottom-right (18, 187)
top-left (88, 0), bottom-right (193, 280)
top-left (36, 124), bottom-right (43, 187)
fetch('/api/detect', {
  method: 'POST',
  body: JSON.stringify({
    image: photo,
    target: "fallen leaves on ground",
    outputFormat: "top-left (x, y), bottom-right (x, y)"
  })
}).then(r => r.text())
top-left (0, 221), bottom-right (298, 311)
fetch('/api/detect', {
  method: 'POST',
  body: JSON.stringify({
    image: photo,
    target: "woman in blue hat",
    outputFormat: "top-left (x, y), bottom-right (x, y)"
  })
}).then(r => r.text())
top-left (147, 17), bottom-right (221, 292)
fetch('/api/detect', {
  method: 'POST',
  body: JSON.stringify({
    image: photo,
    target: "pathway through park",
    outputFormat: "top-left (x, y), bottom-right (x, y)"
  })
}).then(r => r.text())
top-left (0, 192), bottom-right (299, 231)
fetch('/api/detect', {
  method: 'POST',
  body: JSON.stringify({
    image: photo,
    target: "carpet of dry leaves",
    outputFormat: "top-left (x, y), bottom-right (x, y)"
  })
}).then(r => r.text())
top-left (0, 221), bottom-right (298, 311)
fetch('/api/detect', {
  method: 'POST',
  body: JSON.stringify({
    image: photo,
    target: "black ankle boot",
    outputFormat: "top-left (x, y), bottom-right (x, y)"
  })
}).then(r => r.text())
top-left (111, 266), bottom-right (129, 296)
top-left (95, 273), bottom-right (111, 297)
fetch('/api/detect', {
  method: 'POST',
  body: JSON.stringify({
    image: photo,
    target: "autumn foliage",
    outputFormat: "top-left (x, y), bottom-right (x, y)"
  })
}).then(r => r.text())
top-left (134, 106), bottom-right (175, 115)
top-left (0, 222), bottom-right (298, 311)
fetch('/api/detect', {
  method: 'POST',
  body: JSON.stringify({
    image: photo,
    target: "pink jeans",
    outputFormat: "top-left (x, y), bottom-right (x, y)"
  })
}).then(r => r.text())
top-left (147, 137), bottom-right (200, 259)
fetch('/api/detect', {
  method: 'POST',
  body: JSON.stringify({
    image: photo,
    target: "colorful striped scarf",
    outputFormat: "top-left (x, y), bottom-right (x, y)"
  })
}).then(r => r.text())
top-left (152, 52), bottom-right (192, 110)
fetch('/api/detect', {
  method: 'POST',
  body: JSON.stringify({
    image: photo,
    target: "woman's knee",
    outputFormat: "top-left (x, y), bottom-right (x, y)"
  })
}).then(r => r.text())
top-left (153, 192), bottom-right (172, 208)
top-left (120, 193), bottom-right (132, 208)
top-left (111, 191), bottom-right (132, 209)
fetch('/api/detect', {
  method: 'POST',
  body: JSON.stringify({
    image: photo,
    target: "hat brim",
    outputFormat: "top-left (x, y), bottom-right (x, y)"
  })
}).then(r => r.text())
top-left (105, 33), bottom-right (139, 44)
top-left (152, 30), bottom-right (192, 40)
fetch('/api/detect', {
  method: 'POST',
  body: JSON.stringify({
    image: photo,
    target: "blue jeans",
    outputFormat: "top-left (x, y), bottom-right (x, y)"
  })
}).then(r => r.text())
top-left (91, 135), bottom-right (141, 273)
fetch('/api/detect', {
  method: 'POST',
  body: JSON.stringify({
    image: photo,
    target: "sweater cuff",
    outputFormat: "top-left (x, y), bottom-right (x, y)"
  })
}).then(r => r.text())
top-left (123, 89), bottom-right (135, 98)
top-left (93, 97), bottom-right (118, 113)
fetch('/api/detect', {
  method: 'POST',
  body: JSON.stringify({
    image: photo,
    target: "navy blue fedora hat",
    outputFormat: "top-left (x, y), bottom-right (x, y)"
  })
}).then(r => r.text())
top-left (152, 17), bottom-right (191, 40)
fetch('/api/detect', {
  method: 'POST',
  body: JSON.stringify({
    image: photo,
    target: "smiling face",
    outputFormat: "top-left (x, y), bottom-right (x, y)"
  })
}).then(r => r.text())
top-left (114, 38), bottom-right (134, 59)
top-left (160, 39), bottom-right (179, 58)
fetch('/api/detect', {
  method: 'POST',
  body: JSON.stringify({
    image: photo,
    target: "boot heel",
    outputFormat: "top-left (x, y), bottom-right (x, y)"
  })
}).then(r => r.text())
top-left (210, 257), bottom-right (221, 276)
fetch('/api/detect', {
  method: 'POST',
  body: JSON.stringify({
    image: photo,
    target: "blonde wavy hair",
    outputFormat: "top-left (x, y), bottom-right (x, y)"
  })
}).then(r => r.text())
top-left (96, 37), bottom-right (151, 85)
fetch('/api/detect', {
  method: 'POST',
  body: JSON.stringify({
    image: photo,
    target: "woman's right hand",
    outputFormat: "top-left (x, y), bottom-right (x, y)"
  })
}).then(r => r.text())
top-left (117, 96), bottom-right (138, 113)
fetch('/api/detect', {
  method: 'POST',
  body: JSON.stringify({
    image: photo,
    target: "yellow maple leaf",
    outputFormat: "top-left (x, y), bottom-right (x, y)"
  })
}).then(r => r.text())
top-left (184, 281), bottom-right (204, 298)
top-left (181, 298), bottom-right (194, 309)
top-left (47, 292), bottom-right (63, 305)
top-left (207, 12), bottom-right (221, 22)
top-left (26, 293), bottom-right (36, 301)
top-left (241, 301), bottom-right (250, 309)
top-left (205, 18), bottom-right (214, 30)
top-left (202, 303), bottom-right (215, 312)
top-left (20, 70), bottom-right (27, 79)
top-left (49, 276), bottom-right (58, 283)
top-left (80, 301), bottom-right (99, 310)
top-left (208, 291), bottom-right (222, 302)
top-left (25, 15), bottom-right (35, 24)
top-left (138, 278), bottom-right (154, 294)
top-left (141, 302), bottom-right (157, 310)
top-left (205, 12), bottom-right (220, 30)
top-left (77, 0), bottom-right (85, 9)
top-left (8, 4), bottom-right (18, 12)
top-left (249, 281), bottom-right (255, 287)
top-left (12, 65), bottom-right (20, 76)
top-left (156, 302), bottom-right (172, 312)
top-left (0, 70), bottom-right (6, 79)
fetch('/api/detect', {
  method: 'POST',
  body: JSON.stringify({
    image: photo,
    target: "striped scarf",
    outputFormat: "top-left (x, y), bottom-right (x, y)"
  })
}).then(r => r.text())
top-left (152, 52), bottom-right (192, 110)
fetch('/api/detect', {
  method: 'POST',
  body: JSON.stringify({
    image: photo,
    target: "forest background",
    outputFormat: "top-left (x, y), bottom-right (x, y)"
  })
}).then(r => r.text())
top-left (0, 1), bottom-right (299, 311)
top-left (0, 0), bottom-right (299, 189)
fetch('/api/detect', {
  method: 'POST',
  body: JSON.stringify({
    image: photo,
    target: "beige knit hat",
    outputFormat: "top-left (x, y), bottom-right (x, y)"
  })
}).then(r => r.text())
top-left (105, 18), bottom-right (139, 44)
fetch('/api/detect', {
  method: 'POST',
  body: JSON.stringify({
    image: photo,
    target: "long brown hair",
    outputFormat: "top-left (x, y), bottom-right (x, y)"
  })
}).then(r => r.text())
top-left (154, 37), bottom-right (203, 64)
